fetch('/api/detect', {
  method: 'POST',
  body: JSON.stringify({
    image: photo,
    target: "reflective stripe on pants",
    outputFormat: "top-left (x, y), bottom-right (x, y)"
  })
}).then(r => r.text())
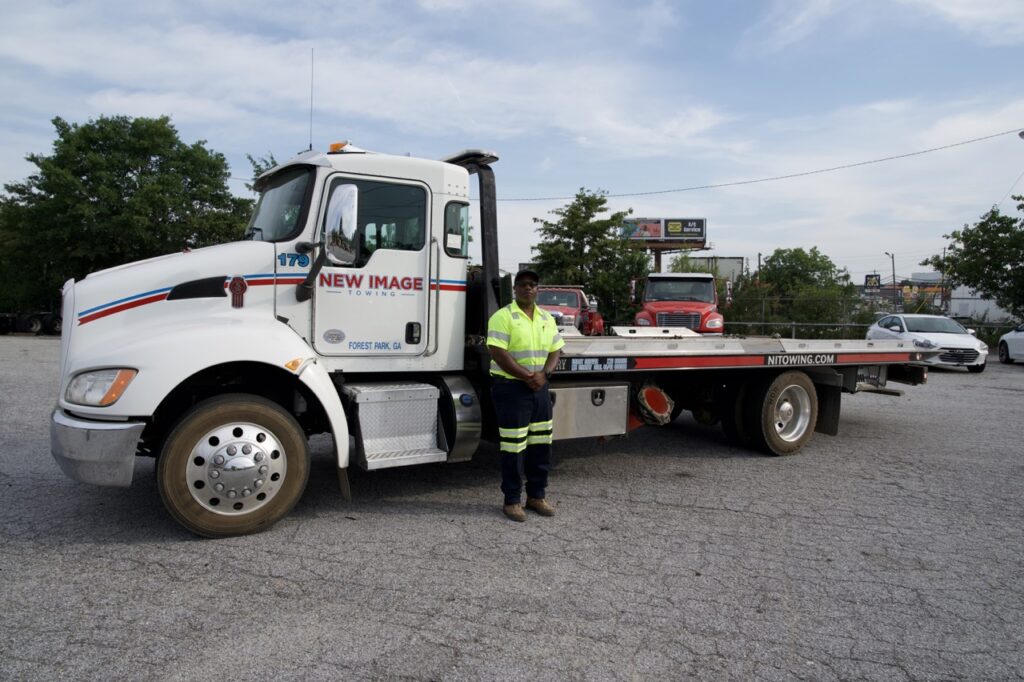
top-left (491, 380), bottom-right (553, 504)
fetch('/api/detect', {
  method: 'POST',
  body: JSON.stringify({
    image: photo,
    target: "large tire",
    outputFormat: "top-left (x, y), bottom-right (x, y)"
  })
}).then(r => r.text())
top-left (744, 371), bottom-right (818, 456)
top-left (718, 382), bottom-right (752, 447)
top-left (157, 394), bottom-right (310, 538)
top-left (19, 314), bottom-right (43, 335)
top-left (43, 314), bottom-right (62, 335)
top-left (998, 343), bottom-right (1013, 365)
top-left (967, 362), bottom-right (985, 374)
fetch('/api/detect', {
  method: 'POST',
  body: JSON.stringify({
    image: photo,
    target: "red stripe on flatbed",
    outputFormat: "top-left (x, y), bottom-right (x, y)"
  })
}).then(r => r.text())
top-left (834, 353), bottom-right (913, 363)
top-left (633, 355), bottom-right (766, 369)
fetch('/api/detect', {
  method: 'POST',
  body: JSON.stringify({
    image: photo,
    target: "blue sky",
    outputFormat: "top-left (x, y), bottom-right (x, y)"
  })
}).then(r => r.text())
top-left (1, 0), bottom-right (1022, 284)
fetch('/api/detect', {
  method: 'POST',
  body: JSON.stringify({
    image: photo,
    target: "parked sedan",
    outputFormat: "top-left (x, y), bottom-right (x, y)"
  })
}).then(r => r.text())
top-left (997, 323), bottom-right (1024, 364)
top-left (866, 314), bottom-right (989, 372)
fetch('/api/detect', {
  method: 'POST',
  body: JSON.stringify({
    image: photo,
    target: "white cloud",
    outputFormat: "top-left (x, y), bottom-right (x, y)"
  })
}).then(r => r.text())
top-left (897, 0), bottom-right (1024, 44)
top-left (739, 0), bottom-right (839, 54)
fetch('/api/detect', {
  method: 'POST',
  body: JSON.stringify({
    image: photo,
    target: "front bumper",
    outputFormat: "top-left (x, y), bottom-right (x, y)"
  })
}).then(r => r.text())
top-left (921, 347), bottom-right (988, 367)
top-left (50, 409), bottom-right (145, 487)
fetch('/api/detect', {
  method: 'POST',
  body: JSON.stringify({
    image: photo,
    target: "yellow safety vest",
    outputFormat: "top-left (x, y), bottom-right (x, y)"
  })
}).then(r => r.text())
top-left (486, 302), bottom-right (565, 379)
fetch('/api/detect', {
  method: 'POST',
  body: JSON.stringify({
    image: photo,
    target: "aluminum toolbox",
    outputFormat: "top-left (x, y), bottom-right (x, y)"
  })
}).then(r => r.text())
top-left (550, 382), bottom-right (629, 440)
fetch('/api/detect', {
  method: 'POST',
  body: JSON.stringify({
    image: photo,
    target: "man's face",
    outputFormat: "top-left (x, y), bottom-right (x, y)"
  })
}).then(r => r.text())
top-left (514, 278), bottom-right (539, 306)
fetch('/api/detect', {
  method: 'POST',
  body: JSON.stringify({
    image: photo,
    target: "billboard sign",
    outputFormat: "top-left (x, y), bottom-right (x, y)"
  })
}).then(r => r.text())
top-left (864, 273), bottom-right (881, 293)
top-left (621, 217), bottom-right (706, 241)
top-left (664, 218), bottom-right (706, 240)
top-left (621, 218), bottom-right (663, 240)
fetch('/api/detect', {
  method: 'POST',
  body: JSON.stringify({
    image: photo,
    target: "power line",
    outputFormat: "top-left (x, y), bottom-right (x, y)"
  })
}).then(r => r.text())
top-left (500, 127), bottom-right (1024, 202)
top-left (996, 166), bottom-right (1024, 208)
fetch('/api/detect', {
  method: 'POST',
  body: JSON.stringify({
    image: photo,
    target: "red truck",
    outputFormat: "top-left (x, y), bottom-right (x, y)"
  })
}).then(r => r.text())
top-left (633, 272), bottom-right (724, 334)
top-left (537, 286), bottom-right (605, 336)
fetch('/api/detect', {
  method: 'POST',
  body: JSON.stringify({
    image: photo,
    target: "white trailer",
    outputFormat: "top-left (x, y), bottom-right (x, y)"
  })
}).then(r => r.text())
top-left (50, 143), bottom-right (930, 536)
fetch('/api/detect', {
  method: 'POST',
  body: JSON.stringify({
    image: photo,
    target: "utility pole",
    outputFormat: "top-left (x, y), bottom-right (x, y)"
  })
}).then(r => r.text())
top-left (884, 251), bottom-right (897, 310)
top-left (758, 252), bottom-right (765, 333)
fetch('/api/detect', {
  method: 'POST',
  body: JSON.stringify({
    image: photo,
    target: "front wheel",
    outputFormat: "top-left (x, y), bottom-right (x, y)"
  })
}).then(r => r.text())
top-left (745, 371), bottom-right (818, 456)
top-left (998, 343), bottom-right (1013, 364)
top-left (967, 362), bottom-right (986, 373)
top-left (157, 394), bottom-right (310, 537)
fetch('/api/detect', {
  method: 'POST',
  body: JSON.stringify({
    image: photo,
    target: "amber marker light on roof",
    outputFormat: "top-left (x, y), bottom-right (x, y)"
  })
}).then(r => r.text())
top-left (329, 141), bottom-right (348, 153)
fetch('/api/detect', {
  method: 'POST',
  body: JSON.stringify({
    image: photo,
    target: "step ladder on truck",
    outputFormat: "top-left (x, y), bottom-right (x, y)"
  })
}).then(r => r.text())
top-left (49, 142), bottom-right (933, 537)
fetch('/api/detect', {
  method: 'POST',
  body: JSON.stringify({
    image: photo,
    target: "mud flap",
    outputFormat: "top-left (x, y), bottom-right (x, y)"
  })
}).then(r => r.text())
top-left (815, 383), bottom-right (841, 436)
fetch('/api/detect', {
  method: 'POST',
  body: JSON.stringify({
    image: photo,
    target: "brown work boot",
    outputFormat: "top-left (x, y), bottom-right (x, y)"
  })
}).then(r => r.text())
top-left (525, 497), bottom-right (556, 517)
top-left (503, 503), bottom-right (527, 523)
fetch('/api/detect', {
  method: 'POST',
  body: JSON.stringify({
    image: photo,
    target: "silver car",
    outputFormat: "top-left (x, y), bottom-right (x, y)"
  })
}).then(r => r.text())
top-left (866, 314), bottom-right (989, 373)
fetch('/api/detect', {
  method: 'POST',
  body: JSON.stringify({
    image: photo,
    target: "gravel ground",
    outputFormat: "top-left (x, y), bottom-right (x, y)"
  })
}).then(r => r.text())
top-left (1, 334), bottom-right (1022, 681)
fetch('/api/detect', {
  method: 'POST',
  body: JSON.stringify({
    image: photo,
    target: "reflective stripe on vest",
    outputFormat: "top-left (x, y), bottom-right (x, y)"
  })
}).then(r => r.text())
top-left (487, 303), bottom-right (562, 379)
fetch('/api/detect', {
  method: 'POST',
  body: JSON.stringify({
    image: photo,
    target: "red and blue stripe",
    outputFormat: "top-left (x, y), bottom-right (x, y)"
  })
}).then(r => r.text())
top-left (78, 273), bottom-right (307, 325)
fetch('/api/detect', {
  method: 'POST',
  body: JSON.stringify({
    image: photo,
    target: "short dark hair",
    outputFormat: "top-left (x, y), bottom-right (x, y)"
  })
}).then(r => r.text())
top-left (514, 269), bottom-right (540, 284)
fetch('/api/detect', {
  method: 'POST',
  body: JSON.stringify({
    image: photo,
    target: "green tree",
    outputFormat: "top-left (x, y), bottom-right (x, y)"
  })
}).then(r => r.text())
top-left (742, 247), bottom-right (861, 337)
top-left (922, 197), bottom-right (1024, 319)
top-left (531, 188), bottom-right (649, 323)
top-left (245, 152), bottom-right (279, 191)
top-left (760, 247), bottom-right (851, 293)
top-left (0, 115), bottom-right (252, 311)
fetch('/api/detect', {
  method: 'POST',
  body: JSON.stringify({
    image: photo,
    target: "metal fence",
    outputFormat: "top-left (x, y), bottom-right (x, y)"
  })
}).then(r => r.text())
top-left (723, 320), bottom-right (1017, 345)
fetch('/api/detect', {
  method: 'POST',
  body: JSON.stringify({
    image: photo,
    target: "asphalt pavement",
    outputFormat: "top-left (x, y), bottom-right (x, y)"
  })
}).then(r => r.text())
top-left (1, 335), bottom-right (1022, 681)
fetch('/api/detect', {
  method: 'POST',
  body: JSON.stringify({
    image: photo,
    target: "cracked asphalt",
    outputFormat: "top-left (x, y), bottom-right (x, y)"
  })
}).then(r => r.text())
top-left (1, 335), bottom-right (1022, 681)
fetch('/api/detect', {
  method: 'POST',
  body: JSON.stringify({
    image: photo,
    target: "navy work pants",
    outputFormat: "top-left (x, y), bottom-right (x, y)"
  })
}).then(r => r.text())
top-left (491, 379), bottom-right (553, 505)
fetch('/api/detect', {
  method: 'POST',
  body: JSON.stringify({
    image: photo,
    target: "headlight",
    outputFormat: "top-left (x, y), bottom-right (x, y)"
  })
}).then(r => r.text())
top-left (636, 318), bottom-right (651, 326)
top-left (66, 368), bottom-right (138, 406)
top-left (913, 339), bottom-right (937, 349)
top-left (562, 315), bottom-right (575, 325)
top-left (705, 318), bottom-right (724, 329)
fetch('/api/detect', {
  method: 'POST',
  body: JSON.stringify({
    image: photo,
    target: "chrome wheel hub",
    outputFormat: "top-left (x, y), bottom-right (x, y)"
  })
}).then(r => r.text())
top-left (186, 422), bottom-right (287, 515)
top-left (773, 385), bottom-right (812, 443)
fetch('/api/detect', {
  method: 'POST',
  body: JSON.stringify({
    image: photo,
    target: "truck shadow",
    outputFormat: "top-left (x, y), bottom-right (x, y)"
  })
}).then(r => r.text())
top-left (25, 418), bottom-right (758, 545)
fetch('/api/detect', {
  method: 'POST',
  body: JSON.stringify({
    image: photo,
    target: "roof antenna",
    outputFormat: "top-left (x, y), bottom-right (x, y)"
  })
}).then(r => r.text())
top-left (308, 47), bottom-right (314, 151)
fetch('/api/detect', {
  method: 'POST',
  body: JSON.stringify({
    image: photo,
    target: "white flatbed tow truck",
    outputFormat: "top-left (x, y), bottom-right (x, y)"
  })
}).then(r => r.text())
top-left (49, 143), bottom-right (930, 536)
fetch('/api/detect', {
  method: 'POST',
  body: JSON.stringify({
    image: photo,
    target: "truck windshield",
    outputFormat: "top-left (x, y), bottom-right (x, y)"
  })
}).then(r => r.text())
top-left (245, 166), bottom-right (314, 242)
top-left (537, 291), bottom-right (579, 307)
top-left (645, 279), bottom-right (715, 303)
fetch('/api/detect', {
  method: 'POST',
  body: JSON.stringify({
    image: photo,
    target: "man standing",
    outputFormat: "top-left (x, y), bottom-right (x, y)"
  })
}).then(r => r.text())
top-left (486, 269), bottom-right (564, 522)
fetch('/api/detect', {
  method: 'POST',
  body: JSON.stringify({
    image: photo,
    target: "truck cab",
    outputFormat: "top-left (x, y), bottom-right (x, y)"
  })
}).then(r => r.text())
top-left (536, 286), bottom-right (604, 336)
top-left (633, 272), bottom-right (724, 334)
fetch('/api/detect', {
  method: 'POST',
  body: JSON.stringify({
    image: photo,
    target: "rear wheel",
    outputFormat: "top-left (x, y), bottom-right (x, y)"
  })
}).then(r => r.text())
top-left (998, 343), bottom-right (1013, 364)
top-left (744, 371), bottom-right (818, 456)
top-left (967, 362), bottom-right (985, 373)
top-left (43, 314), bottom-right (62, 335)
top-left (19, 314), bottom-right (43, 335)
top-left (157, 394), bottom-right (310, 537)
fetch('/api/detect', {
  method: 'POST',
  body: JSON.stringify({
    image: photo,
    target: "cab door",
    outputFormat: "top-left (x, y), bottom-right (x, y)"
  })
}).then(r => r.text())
top-left (312, 175), bottom-right (430, 357)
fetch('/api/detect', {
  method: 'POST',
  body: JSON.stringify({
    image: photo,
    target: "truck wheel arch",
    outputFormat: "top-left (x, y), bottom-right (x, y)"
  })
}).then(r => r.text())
top-left (145, 360), bottom-right (349, 468)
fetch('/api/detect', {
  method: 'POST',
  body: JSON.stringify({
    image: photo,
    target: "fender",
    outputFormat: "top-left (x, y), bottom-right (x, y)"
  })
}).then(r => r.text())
top-left (58, 316), bottom-right (350, 469)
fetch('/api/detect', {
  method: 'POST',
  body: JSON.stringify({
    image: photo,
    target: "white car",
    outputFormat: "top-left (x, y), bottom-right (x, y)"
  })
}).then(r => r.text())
top-left (866, 314), bottom-right (989, 373)
top-left (997, 323), bottom-right (1024, 364)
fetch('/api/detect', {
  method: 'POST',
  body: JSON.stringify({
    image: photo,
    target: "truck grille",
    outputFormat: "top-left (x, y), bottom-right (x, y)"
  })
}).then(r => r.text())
top-left (656, 312), bottom-right (700, 329)
top-left (938, 347), bottom-right (979, 364)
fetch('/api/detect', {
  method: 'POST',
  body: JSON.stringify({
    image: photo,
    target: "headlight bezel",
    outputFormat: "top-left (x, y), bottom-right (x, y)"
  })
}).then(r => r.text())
top-left (65, 368), bottom-right (138, 407)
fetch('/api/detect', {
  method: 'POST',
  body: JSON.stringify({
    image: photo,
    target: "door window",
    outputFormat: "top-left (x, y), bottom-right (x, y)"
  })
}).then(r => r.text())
top-left (443, 202), bottom-right (470, 257)
top-left (323, 177), bottom-right (427, 267)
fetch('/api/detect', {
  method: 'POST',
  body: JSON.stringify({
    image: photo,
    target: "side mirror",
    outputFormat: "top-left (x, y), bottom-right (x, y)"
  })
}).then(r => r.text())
top-left (887, 325), bottom-right (901, 332)
top-left (967, 328), bottom-right (976, 336)
top-left (324, 184), bottom-right (359, 265)
top-left (588, 297), bottom-right (599, 311)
